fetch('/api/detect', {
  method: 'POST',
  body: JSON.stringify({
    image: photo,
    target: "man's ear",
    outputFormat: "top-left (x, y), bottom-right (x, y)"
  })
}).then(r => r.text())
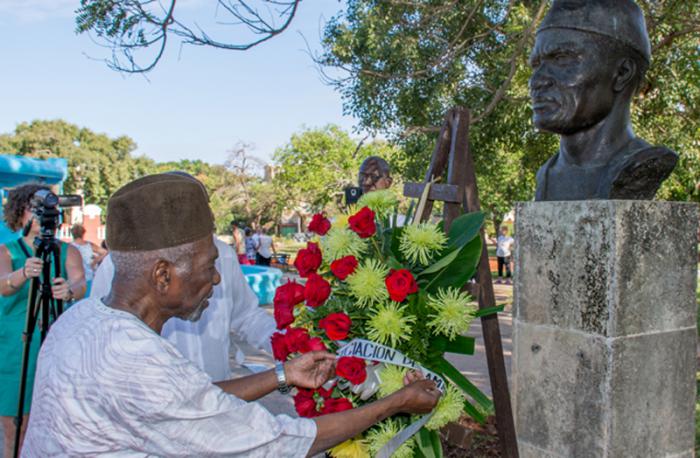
top-left (613, 57), bottom-right (637, 93)
top-left (151, 260), bottom-right (172, 294)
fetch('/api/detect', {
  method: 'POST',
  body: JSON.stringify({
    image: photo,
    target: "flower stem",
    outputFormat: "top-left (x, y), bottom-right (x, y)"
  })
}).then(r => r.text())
top-left (371, 236), bottom-right (386, 263)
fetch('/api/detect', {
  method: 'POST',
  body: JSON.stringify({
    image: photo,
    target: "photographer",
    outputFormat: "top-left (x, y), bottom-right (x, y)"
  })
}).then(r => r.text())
top-left (0, 183), bottom-right (85, 457)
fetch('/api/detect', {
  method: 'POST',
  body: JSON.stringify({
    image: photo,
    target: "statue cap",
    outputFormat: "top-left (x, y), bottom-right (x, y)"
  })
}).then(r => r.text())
top-left (537, 0), bottom-right (651, 63)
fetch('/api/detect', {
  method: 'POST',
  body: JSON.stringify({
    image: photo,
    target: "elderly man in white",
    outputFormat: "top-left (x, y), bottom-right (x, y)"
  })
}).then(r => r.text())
top-left (89, 173), bottom-right (276, 382)
top-left (22, 173), bottom-right (440, 456)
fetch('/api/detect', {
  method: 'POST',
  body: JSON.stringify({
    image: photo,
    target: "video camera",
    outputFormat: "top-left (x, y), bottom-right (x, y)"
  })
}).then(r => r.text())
top-left (25, 190), bottom-right (82, 239)
top-left (344, 186), bottom-right (363, 205)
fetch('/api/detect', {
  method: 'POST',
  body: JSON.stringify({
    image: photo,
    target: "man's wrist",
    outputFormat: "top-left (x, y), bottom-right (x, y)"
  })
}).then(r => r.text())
top-left (275, 361), bottom-right (292, 394)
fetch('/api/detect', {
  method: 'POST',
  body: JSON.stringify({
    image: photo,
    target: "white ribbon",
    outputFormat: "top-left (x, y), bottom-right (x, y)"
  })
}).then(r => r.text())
top-left (336, 339), bottom-right (444, 457)
top-left (337, 339), bottom-right (445, 392)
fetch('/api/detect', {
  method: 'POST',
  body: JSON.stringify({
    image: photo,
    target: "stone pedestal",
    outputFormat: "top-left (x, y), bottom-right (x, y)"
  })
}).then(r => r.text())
top-left (513, 201), bottom-right (698, 458)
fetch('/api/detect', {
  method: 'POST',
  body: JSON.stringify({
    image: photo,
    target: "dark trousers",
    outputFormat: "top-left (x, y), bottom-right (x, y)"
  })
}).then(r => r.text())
top-left (256, 253), bottom-right (271, 266)
top-left (497, 256), bottom-right (511, 278)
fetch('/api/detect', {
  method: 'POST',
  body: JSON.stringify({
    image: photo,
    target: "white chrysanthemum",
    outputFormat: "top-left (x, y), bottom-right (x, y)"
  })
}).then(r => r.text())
top-left (357, 189), bottom-right (398, 218)
top-left (367, 302), bottom-right (415, 347)
top-left (399, 223), bottom-right (448, 265)
top-left (346, 259), bottom-right (389, 307)
top-left (427, 287), bottom-right (477, 340)
top-left (425, 384), bottom-right (465, 430)
top-left (366, 419), bottom-right (415, 458)
top-left (377, 365), bottom-right (408, 398)
top-left (321, 227), bottom-right (367, 260)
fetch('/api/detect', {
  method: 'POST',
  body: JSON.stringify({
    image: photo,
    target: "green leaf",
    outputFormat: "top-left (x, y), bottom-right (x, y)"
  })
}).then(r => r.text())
top-left (424, 236), bottom-right (482, 293)
top-left (418, 247), bottom-right (461, 276)
top-left (415, 427), bottom-right (443, 458)
top-left (446, 212), bottom-right (484, 251)
top-left (443, 335), bottom-right (476, 355)
top-left (462, 398), bottom-right (487, 424)
top-left (435, 356), bottom-right (493, 412)
top-left (473, 304), bottom-right (505, 318)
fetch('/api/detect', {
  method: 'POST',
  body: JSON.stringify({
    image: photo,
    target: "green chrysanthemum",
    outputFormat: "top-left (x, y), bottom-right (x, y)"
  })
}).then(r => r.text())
top-left (357, 189), bottom-right (398, 218)
top-left (425, 384), bottom-right (465, 430)
top-left (346, 259), bottom-right (389, 307)
top-left (367, 302), bottom-right (415, 347)
top-left (377, 364), bottom-right (408, 398)
top-left (399, 223), bottom-right (448, 265)
top-left (366, 419), bottom-right (416, 458)
top-left (321, 227), bottom-right (367, 260)
top-left (427, 288), bottom-right (477, 340)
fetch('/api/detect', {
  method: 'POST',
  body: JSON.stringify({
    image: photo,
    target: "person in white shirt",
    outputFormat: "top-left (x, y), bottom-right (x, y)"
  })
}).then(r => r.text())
top-left (495, 226), bottom-right (515, 284)
top-left (23, 173), bottom-right (440, 457)
top-left (90, 236), bottom-right (275, 381)
top-left (255, 228), bottom-right (276, 266)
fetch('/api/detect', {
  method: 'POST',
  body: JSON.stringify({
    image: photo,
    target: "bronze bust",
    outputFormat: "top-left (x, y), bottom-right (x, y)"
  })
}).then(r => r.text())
top-left (530, 0), bottom-right (678, 201)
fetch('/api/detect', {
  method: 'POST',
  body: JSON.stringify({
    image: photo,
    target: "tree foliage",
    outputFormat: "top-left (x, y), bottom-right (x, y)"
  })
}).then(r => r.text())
top-left (273, 125), bottom-right (401, 213)
top-left (318, 0), bottom-right (700, 227)
top-left (0, 119), bottom-right (155, 208)
top-left (0, 120), bottom-right (282, 232)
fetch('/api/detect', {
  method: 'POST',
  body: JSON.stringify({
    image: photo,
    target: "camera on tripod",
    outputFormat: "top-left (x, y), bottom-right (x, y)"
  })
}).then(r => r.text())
top-left (25, 190), bottom-right (82, 239)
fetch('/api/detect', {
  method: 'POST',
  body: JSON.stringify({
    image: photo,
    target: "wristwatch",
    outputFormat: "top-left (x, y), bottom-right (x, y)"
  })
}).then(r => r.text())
top-left (275, 362), bottom-right (291, 394)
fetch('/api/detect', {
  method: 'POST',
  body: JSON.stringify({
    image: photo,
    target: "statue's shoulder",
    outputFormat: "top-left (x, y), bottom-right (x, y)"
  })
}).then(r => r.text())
top-left (609, 142), bottom-right (679, 199)
top-left (534, 153), bottom-right (559, 201)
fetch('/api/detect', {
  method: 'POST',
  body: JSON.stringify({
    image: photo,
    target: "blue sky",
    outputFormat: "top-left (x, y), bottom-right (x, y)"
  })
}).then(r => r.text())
top-left (0, 0), bottom-right (356, 164)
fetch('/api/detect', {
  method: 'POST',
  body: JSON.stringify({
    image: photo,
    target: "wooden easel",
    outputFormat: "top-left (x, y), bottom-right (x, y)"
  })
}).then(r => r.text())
top-left (404, 107), bottom-right (518, 457)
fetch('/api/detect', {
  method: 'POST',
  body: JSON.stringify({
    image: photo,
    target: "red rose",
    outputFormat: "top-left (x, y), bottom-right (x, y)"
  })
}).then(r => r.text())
top-left (319, 313), bottom-right (352, 341)
top-left (294, 242), bottom-right (323, 278)
top-left (294, 389), bottom-right (319, 418)
top-left (285, 327), bottom-right (311, 354)
top-left (348, 206), bottom-right (376, 238)
top-left (303, 337), bottom-right (328, 353)
top-left (274, 303), bottom-right (294, 330)
top-left (385, 269), bottom-right (419, 302)
top-left (304, 273), bottom-right (331, 307)
top-left (273, 281), bottom-right (305, 328)
top-left (336, 356), bottom-right (367, 385)
top-left (308, 213), bottom-right (331, 236)
top-left (321, 397), bottom-right (354, 414)
top-left (270, 332), bottom-right (290, 361)
top-left (330, 256), bottom-right (358, 280)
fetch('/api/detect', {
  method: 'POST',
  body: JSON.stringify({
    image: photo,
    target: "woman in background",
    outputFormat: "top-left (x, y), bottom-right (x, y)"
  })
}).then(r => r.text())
top-left (0, 184), bottom-right (86, 457)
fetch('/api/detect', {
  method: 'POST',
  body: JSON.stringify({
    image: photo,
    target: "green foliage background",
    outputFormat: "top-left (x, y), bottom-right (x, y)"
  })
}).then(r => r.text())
top-left (318, 0), bottom-right (700, 228)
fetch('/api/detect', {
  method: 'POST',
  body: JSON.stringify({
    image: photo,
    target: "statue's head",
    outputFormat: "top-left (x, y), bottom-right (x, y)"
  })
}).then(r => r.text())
top-left (529, 0), bottom-right (650, 135)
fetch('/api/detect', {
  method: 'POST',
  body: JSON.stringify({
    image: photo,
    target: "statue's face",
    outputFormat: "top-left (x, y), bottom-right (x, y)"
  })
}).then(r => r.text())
top-left (529, 29), bottom-right (617, 135)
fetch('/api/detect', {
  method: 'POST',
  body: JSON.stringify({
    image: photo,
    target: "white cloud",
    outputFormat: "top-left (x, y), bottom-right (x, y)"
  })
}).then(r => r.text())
top-left (0, 0), bottom-right (78, 23)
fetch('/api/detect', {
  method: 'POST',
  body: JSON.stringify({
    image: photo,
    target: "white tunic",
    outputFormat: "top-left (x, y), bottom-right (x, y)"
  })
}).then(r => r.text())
top-left (22, 298), bottom-right (316, 457)
top-left (90, 237), bottom-right (276, 382)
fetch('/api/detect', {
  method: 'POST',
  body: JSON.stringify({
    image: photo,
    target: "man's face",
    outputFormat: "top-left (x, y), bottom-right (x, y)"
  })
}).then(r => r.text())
top-left (529, 29), bottom-right (617, 135)
top-left (169, 237), bottom-right (220, 322)
top-left (359, 164), bottom-right (393, 194)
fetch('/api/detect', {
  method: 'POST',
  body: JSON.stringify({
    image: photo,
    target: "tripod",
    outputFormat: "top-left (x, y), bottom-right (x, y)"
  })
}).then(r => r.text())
top-left (12, 232), bottom-right (63, 458)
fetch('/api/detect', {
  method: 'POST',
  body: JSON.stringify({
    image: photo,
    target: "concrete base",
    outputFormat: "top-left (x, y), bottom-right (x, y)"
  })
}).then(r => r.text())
top-left (513, 201), bottom-right (698, 458)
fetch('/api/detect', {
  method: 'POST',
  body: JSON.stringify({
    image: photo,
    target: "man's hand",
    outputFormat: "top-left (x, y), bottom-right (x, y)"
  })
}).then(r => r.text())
top-left (284, 351), bottom-right (336, 389)
top-left (394, 379), bottom-right (441, 414)
top-left (51, 277), bottom-right (72, 301)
